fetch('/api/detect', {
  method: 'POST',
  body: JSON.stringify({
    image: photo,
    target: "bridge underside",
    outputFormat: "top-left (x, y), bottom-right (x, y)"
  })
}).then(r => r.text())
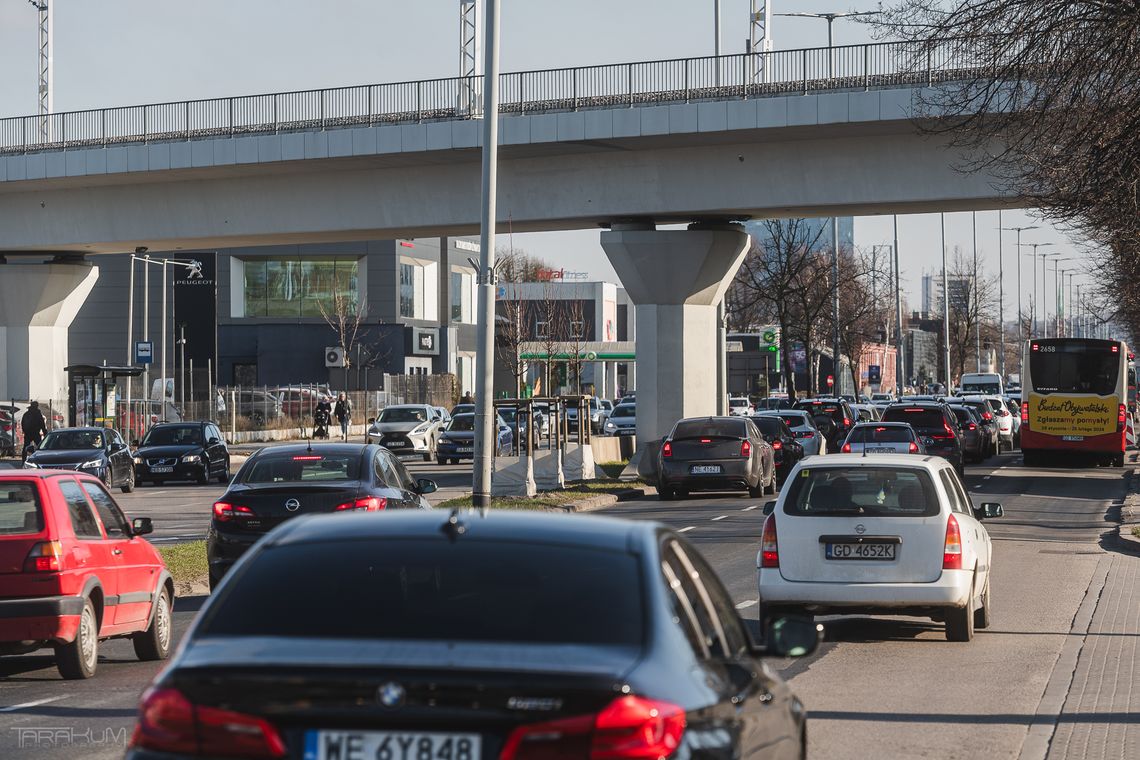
top-left (0, 117), bottom-right (1016, 254)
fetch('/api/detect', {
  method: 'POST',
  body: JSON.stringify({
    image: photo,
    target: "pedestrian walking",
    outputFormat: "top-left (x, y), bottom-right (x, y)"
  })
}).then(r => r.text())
top-left (334, 393), bottom-right (351, 441)
top-left (21, 400), bottom-right (47, 461)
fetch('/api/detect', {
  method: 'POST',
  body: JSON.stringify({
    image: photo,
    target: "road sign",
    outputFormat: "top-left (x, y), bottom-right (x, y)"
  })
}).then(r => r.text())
top-left (868, 365), bottom-right (882, 384)
top-left (726, 341), bottom-right (744, 353)
top-left (762, 330), bottom-right (777, 343)
top-left (135, 341), bottom-right (153, 365)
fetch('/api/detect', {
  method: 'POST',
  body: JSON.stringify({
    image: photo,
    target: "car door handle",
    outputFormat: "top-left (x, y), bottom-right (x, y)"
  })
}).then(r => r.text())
top-left (112, 549), bottom-right (123, 556)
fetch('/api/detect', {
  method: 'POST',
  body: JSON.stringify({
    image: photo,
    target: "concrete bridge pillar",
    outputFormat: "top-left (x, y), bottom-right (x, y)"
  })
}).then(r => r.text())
top-left (601, 223), bottom-right (749, 444)
top-left (0, 258), bottom-right (100, 402)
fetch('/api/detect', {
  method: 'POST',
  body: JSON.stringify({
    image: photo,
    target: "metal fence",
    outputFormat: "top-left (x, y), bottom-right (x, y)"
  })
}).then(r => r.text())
top-left (0, 38), bottom-right (1001, 156)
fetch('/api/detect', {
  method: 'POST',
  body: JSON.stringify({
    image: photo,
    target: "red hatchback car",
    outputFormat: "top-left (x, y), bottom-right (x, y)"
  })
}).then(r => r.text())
top-left (0, 470), bottom-right (174, 679)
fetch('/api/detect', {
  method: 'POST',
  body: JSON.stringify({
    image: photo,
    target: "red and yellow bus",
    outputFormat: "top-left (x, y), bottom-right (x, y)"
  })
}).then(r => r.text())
top-left (1020, 338), bottom-right (1129, 467)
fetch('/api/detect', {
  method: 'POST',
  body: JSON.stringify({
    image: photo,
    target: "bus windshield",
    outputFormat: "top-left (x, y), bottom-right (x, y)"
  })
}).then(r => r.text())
top-left (1029, 341), bottom-right (1120, 396)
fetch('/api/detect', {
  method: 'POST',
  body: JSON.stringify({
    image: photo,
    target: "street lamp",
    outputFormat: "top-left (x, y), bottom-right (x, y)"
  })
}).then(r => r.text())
top-left (1001, 224), bottom-right (1037, 342)
top-left (1050, 257), bottom-right (1073, 337)
top-left (1018, 242), bottom-right (1054, 336)
top-left (893, 215), bottom-right (904, 394)
top-left (1041, 252), bottom-right (1067, 338)
top-left (941, 213), bottom-right (951, 394)
top-left (775, 10), bottom-right (881, 77)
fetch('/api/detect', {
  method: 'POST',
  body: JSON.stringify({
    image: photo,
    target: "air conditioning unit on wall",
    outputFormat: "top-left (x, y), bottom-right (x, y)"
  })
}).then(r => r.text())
top-left (325, 346), bottom-right (346, 368)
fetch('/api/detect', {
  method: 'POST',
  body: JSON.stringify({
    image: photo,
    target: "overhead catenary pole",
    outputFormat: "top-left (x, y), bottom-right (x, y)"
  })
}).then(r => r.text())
top-left (143, 254), bottom-right (151, 404)
top-left (459, 0), bottom-right (478, 113)
top-left (472, 0), bottom-right (501, 508)
top-left (941, 213), bottom-right (951, 393)
top-left (749, 0), bottom-right (773, 82)
top-left (27, 1), bottom-right (52, 143)
top-left (126, 252), bottom-right (136, 437)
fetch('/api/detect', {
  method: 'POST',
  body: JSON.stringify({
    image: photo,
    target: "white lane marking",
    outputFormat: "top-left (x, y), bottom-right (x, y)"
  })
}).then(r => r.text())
top-left (0, 697), bottom-right (65, 713)
top-left (678, 526), bottom-right (696, 533)
top-left (712, 515), bottom-right (728, 521)
top-left (735, 600), bottom-right (758, 610)
top-left (983, 475), bottom-right (991, 480)
top-left (743, 505), bottom-right (759, 511)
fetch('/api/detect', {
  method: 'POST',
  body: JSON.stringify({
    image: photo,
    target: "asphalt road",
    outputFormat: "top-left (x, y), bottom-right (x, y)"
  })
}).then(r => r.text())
top-left (0, 450), bottom-right (1132, 759)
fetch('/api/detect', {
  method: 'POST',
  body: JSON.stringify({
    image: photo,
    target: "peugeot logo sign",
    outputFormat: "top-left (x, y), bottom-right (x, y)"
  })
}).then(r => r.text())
top-left (854, 523), bottom-right (866, 535)
top-left (377, 682), bottom-right (406, 709)
top-left (284, 499), bottom-right (301, 512)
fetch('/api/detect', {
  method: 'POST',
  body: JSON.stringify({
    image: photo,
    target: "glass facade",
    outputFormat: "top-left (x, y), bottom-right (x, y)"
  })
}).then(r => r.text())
top-left (400, 263), bottom-right (416, 318)
top-left (243, 257), bottom-right (359, 318)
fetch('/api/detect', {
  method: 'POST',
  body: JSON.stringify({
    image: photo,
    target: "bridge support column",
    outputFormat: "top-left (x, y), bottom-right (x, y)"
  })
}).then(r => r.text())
top-left (601, 223), bottom-right (749, 444)
top-left (0, 258), bottom-right (99, 402)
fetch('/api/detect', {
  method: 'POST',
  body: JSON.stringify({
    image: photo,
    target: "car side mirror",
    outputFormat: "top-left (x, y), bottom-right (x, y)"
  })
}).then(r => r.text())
top-left (368, 417), bottom-right (376, 425)
top-left (975, 502), bottom-right (1004, 519)
top-left (131, 439), bottom-right (140, 448)
top-left (131, 517), bottom-right (154, 536)
top-left (416, 478), bottom-right (438, 495)
top-left (756, 615), bottom-right (822, 658)
top-left (207, 438), bottom-right (220, 446)
top-left (762, 500), bottom-right (776, 516)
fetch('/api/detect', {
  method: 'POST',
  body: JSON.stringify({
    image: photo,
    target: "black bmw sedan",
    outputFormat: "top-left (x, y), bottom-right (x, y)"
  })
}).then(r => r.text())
top-left (133, 421), bottom-right (230, 486)
top-left (206, 443), bottom-right (437, 590)
top-left (129, 510), bottom-right (819, 760)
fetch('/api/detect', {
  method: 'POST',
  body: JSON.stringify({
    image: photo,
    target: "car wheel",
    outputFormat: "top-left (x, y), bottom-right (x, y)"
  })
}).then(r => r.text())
top-left (133, 587), bottom-right (173, 661)
top-left (1113, 453), bottom-right (1125, 467)
top-left (658, 485), bottom-right (674, 501)
top-left (764, 470), bottom-right (778, 495)
top-left (55, 598), bottom-right (98, 679)
top-left (974, 581), bottom-right (992, 630)
top-left (945, 582), bottom-right (976, 642)
top-left (196, 465), bottom-right (210, 485)
top-left (436, 456), bottom-right (446, 465)
top-left (120, 467), bottom-right (136, 494)
top-left (208, 568), bottom-right (224, 593)
top-left (217, 459), bottom-right (230, 484)
top-left (102, 467), bottom-right (113, 488)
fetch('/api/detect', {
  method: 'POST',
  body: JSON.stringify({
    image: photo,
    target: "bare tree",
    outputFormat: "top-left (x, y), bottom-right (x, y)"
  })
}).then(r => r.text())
top-left (535, 283), bottom-right (565, 396)
top-left (563, 297), bottom-right (590, 395)
top-left (316, 275), bottom-right (368, 387)
top-left (495, 282), bottom-right (530, 398)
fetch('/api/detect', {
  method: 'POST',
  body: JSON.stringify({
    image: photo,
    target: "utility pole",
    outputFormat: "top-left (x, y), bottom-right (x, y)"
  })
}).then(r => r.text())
top-left (1003, 224), bottom-right (1038, 340)
top-left (997, 211), bottom-right (1005, 378)
top-left (472, 0), bottom-right (502, 508)
top-left (972, 212), bottom-right (980, 372)
top-left (832, 216), bottom-right (841, 394)
top-left (27, 1), bottom-right (52, 143)
top-left (459, 0), bottom-right (478, 113)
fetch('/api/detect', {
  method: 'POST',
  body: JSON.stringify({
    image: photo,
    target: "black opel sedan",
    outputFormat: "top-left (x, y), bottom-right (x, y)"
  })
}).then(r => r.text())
top-left (24, 427), bottom-right (136, 493)
top-left (206, 443), bottom-right (437, 590)
top-left (129, 511), bottom-right (819, 760)
top-left (133, 421), bottom-right (230, 486)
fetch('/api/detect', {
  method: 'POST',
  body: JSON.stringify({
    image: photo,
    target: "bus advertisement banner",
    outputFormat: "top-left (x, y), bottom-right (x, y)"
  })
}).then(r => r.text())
top-left (1027, 393), bottom-right (1119, 437)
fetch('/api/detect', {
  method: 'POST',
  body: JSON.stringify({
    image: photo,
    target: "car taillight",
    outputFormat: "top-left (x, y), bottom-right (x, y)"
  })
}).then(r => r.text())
top-left (772, 440), bottom-right (782, 450)
top-left (24, 541), bottom-right (62, 573)
top-left (212, 502), bottom-right (254, 522)
top-left (130, 687), bottom-right (286, 759)
top-left (740, 439), bottom-right (751, 458)
top-left (843, 417), bottom-right (851, 427)
top-left (908, 441), bottom-right (919, 453)
top-left (796, 431), bottom-right (814, 438)
top-left (1119, 404), bottom-right (1127, 431)
top-left (933, 422), bottom-right (956, 440)
top-left (982, 411), bottom-right (993, 421)
top-left (1021, 402), bottom-right (1029, 425)
top-left (335, 497), bottom-right (387, 511)
top-left (968, 422), bottom-right (977, 431)
top-left (760, 514), bottom-right (779, 568)
top-left (943, 514), bottom-right (963, 570)
top-left (841, 443), bottom-right (852, 453)
top-left (500, 695), bottom-right (685, 760)
top-left (662, 441), bottom-right (672, 458)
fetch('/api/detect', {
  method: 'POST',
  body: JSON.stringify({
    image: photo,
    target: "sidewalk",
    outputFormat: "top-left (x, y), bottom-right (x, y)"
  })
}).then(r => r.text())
top-left (1043, 550), bottom-right (1140, 759)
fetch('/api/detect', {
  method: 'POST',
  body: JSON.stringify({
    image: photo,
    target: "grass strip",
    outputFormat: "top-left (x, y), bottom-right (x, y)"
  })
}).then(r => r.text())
top-left (158, 540), bottom-right (209, 586)
top-left (437, 481), bottom-right (644, 511)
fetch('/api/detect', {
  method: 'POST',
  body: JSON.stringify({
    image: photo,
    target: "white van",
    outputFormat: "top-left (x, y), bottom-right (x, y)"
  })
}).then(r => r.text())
top-left (959, 373), bottom-right (1003, 396)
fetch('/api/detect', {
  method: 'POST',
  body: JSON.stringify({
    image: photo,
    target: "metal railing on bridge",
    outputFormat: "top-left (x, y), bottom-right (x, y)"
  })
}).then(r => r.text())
top-left (0, 38), bottom-right (996, 156)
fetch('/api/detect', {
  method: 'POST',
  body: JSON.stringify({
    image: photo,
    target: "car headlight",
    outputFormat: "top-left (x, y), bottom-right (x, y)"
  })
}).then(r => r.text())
top-left (605, 421), bottom-right (616, 430)
top-left (181, 454), bottom-right (201, 463)
top-left (79, 459), bottom-right (103, 469)
top-left (23, 461), bottom-right (39, 469)
top-left (133, 456), bottom-right (142, 464)
top-left (410, 424), bottom-right (429, 435)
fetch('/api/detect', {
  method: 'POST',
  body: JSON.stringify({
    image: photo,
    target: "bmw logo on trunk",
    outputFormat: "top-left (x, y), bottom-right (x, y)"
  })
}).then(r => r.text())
top-left (377, 682), bottom-right (406, 708)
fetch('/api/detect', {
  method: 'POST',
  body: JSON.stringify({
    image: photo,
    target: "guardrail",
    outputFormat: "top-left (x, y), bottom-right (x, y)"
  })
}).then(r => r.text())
top-left (0, 38), bottom-right (991, 156)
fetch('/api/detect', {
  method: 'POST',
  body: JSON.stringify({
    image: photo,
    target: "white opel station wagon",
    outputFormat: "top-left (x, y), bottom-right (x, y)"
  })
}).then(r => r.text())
top-left (756, 454), bottom-right (1002, 641)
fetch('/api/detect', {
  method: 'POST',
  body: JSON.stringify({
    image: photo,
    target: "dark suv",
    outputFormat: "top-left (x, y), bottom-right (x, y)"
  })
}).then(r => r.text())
top-left (794, 397), bottom-right (855, 451)
top-left (881, 402), bottom-right (964, 474)
top-left (133, 422), bottom-right (231, 486)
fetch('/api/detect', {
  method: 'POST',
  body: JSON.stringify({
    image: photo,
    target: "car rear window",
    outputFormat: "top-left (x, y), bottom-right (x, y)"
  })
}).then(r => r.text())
top-left (673, 419), bottom-right (746, 439)
top-left (243, 453), bottom-right (361, 483)
top-left (948, 407), bottom-right (973, 424)
top-left (752, 418), bottom-right (787, 437)
top-left (783, 467), bottom-right (940, 517)
top-left (882, 407), bottom-right (945, 430)
top-left (447, 415), bottom-right (475, 432)
top-left (847, 426), bottom-right (914, 443)
top-left (776, 413), bottom-right (811, 428)
top-left (0, 481), bottom-right (43, 535)
top-left (199, 539), bottom-right (644, 646)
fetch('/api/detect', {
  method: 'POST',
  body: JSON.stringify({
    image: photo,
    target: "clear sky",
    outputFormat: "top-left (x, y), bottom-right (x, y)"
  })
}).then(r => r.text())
top-left (0, 0), bottom-right (1092, 321)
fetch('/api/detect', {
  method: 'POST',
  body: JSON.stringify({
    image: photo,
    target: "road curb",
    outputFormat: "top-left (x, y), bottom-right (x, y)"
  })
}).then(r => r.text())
top-left (1117, 465), bottom-right (1140, 554)
top-left (562, 488), bottom-right (647, 512)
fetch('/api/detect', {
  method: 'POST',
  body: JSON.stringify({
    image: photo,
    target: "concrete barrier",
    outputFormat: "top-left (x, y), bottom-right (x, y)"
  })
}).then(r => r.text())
top-left (590, 436), bottom-right (636, 463)
top-left (564, 443), bottom-right (596, 481)
top-left (491, 455), bottom-right (537, 497)
top-left (533, 448), bottom-right (565, 491)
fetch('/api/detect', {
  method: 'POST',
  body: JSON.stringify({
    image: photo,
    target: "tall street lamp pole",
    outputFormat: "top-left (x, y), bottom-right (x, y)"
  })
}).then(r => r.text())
top-left (972, 212), bottom-right (980, 372)
top-left (1002, 224), bottom-right (1037, 341)
top-left (472, 0), bottom-right (502, 508)
top-left (893, 215), bottom-right (904, 394)
top-left (1050, 257), bottom-right (1072, 337)
top-left (996, 212), bottom-right (1005, 377)
top-left (941, 213), bottom-right (951, 393)
top-left (1041, 252), bottom-right (1064, 338)
top-left (775, 10), bottom-right (881, 77)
